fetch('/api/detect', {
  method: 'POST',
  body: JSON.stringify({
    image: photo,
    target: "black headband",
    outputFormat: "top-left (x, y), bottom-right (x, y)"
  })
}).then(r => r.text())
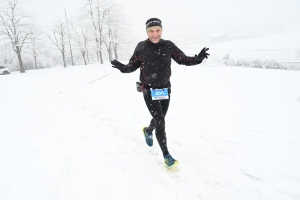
top-left (146, 18), bottom-right (162, 28)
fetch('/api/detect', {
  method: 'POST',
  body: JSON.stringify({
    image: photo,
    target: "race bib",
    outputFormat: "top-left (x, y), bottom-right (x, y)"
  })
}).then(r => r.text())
top-left (150, 88), bottom-right (169, 100)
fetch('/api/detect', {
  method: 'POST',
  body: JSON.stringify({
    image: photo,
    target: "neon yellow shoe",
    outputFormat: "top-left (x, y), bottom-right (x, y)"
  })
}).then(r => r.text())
top-left (142, 127), bottom-right (153, 147)
top-left (164, 154), bottom-right (179, 167)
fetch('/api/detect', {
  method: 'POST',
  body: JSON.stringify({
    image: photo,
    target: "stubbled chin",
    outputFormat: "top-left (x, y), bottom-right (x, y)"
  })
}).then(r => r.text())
top-left (150, 38), bottom-right (160, 43)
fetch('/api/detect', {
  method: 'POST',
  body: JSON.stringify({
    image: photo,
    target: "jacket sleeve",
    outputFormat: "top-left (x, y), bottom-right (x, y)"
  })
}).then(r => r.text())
top-left (170, 41), bottom-right (201, 66)
top-left (120, 44), bottom-right (142, 73)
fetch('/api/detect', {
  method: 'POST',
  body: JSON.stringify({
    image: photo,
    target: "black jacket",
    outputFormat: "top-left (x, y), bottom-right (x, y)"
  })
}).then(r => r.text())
top-left (121, 39), bottom-right (201, 88)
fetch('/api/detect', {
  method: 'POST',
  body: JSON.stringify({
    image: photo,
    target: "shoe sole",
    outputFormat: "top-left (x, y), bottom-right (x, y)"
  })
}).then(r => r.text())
top-left (142, 127), bottom-right (153, 147)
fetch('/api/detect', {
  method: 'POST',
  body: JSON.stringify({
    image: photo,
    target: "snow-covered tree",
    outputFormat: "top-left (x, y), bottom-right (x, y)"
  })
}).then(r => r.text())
top-left (70, 17), bottom-right (91, 65)
top-left (62, 6), bottom-right (75, 66)
top-left (48, 20), bottom-right (68, 68)
top-left (0, 0), bottom-right (31, 73)
top-left (25, 25), bottom-right (46, 70)
top-left (83, 0), bottom-right (114, 64)
top-left (103, 5), bottom-right (125, 61)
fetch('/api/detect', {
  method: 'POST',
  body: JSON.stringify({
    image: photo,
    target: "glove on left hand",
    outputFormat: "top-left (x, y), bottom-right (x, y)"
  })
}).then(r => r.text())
top-left (196, 47), bottom-right (210, 63)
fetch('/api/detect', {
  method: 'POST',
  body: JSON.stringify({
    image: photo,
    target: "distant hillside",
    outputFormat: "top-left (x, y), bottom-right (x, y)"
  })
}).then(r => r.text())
top-left (209, 29), bottom-right (300, 62)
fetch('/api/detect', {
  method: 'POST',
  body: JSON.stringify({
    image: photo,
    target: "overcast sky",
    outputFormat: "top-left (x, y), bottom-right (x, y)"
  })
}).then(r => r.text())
top-left (21, 0), bottom-right (300, 40)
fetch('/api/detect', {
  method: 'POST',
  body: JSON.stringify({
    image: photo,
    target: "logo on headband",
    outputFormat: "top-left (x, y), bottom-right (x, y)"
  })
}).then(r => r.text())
top-left (146, 20), bottom-right (161, 26)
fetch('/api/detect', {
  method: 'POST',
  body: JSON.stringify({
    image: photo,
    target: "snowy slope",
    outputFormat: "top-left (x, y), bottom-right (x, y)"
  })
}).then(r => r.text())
top-left (1, 62), bottom-right (300, 200)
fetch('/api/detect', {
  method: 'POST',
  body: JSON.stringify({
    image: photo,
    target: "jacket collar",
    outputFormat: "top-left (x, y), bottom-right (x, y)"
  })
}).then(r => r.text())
top-left (146, 38), bottom-right (163, 46)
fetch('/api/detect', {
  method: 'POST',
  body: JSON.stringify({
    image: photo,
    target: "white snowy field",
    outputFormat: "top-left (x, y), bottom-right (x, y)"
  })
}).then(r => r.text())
top-left (1, 62), bottom-right (300, 200)
top-left (179, 29), bottom-right (300, 63)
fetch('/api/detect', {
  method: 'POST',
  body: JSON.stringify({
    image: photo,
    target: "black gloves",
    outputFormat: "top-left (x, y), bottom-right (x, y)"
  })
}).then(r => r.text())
top-left (196, 47), bottom-right (210, 63)
top-left (111, 59), bottom-right (125, 71)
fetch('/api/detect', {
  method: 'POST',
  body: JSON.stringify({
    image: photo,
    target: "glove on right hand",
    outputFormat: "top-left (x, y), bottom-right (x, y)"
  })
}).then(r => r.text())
top-left (111, 59), bottom-right (125, 71)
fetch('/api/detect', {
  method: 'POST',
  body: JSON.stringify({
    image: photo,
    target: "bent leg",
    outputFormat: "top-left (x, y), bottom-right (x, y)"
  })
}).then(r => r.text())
top-left (143, 90), bottom-right (170, 156)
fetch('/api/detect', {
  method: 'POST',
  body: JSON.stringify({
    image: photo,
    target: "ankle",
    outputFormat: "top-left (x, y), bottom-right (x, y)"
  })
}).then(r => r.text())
top-left (163, 152), bottom-right (170, 158)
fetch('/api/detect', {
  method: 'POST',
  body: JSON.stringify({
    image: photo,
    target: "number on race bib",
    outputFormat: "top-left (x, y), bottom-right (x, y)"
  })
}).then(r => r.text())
top-left (150, 88), bottom-right (169, 100)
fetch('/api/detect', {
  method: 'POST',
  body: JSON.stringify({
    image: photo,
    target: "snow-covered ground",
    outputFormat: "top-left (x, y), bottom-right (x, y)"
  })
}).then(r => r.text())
top-left (1, 61), bottom-right (300, 200)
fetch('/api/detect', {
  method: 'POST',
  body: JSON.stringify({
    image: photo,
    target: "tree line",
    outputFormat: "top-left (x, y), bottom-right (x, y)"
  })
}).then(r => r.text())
top-left (0, 0), bottom-right (129, 73)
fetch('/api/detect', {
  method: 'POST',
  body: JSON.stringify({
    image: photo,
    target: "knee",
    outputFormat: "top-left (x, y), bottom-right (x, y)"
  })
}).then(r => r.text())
top-left (154, 113), bottom-right (165, 128)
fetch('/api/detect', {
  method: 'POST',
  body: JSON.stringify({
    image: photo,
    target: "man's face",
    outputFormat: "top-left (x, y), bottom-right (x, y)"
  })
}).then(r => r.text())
top-left (147, 26), bottom-right (162, 43)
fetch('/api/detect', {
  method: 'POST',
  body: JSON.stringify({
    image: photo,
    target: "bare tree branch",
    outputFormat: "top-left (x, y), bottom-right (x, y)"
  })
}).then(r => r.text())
top-left (47, 20), bottom-right (68, 67)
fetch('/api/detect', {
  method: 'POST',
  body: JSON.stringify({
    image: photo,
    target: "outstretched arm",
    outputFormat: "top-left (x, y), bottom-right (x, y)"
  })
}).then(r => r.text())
top-left (171, 42), bottom-right (210, 65)
top-left (111, 45), bottom-right (141, 73)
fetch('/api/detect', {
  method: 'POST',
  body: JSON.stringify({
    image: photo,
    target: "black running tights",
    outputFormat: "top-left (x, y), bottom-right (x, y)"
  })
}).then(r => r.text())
top-left (143, 89), bottom-right (170, 157)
